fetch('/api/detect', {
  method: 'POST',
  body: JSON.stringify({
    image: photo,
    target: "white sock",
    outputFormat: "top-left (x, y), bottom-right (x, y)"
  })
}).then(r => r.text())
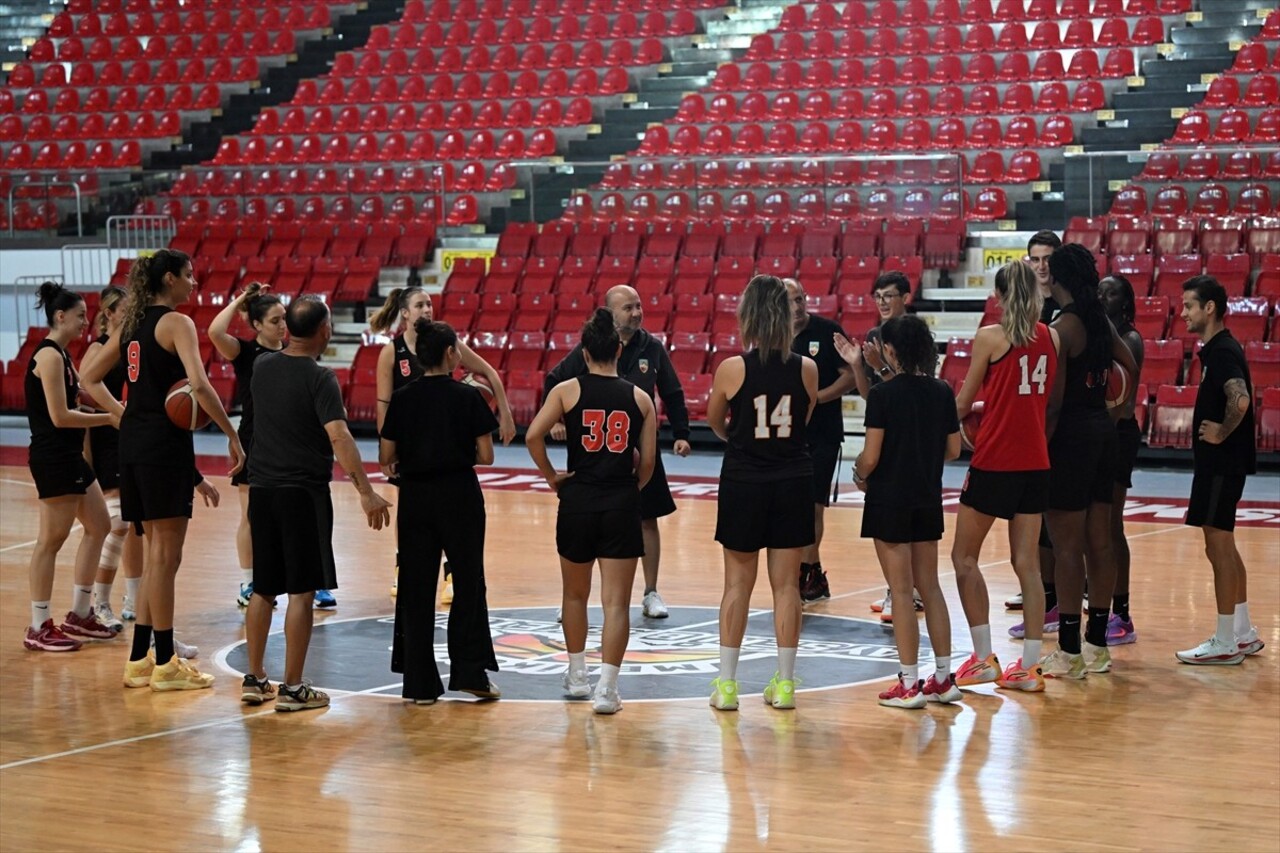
top-left (935, 653), bottom-right (951, 680)
top-left (1234, 602), bottom-right (1251, 637)
top-left (1215, 614), bottom-right (1235, 646)
top-left (31, 601), bottom-right (50, 631)
top-left (241, 569), bottom-right (254, 587)
top-left (901, 663), bottom-right (919, 688)
top-left (971, 625), bottom-right (992, 659)
top-left (1023, 639), bottom-right (1042, 666)
top-left (568, 651), bottom-right (586, 674)
top-left (597, 663), bottom-right (620, 691)
top-left (777, 646), bottom-right (797, 681)
top-left (72, 585), bottom-right (93, 618)
top-left (125, 576), bottom-right (141, 602)
top-left (93, 581), bottom-right (113, 607)
top-left (719, 645), bottom-right (740, 681)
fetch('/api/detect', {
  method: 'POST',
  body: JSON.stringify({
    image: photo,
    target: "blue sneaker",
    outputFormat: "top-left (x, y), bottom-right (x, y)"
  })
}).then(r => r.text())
top-left (314, 589), bottom-right (337, 609)
top-left (238, 583), bottom-right (277, 610)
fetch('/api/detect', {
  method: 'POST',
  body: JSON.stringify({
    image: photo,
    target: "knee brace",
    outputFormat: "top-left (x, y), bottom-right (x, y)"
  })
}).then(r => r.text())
top-left (100, 495), bottom-right (126, 571)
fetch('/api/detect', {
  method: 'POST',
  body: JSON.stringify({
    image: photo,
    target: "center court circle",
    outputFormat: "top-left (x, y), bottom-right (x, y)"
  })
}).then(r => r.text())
top-left (217, 606), bottom-right (941, 702)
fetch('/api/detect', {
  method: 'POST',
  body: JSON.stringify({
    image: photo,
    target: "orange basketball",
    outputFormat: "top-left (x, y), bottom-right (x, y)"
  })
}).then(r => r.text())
top-left (76, 388), bottom-right (102, 411)
top-left (1106, 360), bottom-right (1130, 409)
top-left (459, 371), bottom-right (497, 411)
top-left (960, 400), bottom-right (986, 452)
top-left (165, 380), bottom-right (211, 431)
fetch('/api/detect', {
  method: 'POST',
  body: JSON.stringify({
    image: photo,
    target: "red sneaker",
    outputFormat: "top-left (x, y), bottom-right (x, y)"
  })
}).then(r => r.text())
top-left (61, 609), bottom-right (116, 640)
top-left (24, 620), bottom-right (83, 652)
top-left (922, 673), bottom-right (963, 704)
top-left (878, 678), bottom-right (926, 709)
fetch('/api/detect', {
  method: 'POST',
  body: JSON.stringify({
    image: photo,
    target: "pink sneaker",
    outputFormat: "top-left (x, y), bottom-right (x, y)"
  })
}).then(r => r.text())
top-left (922, 674), bottom-right (963, 704)
top-left (878, 678), bottom-right (925, 709)
top-left (1106, 614), bottom-right (1137, 645)
top-left (24, 620), bottom-right (83, 652)
top-left (61, 609), bottom-right (116, 640)
top-left (955, 652), bottom-right (1001, 686)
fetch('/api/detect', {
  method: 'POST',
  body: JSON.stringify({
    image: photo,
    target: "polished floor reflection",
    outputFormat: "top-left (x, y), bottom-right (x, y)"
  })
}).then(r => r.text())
top-left (1, 465), bottom-right (1277, 852)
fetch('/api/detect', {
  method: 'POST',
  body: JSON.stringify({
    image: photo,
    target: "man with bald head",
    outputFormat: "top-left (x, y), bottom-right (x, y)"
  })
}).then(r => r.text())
top-left (544, 285), bottom-right (691, 618)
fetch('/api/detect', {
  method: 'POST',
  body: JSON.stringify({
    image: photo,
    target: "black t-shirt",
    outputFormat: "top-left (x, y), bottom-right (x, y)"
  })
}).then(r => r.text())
top-left (381, 374), bottom-right (498, 480)
top-left (790, 313), bottom-right (849, 446)
top-left (231, 337), bottom-right (280, 444)
top-left (1193, 329), bottom-right (1256, 476)
top-left (721, 350), bottom-right (812, 484)
top-left (248, 352), bottom-right (348, 489)
top-left (120, 306), bottom-right (193, 468)
top-left (863, 375), bottom-right (960, 509)
top-left (26, 339), bottom-right (84, 463)
top-left (560, 374), bottom-right (644, 513)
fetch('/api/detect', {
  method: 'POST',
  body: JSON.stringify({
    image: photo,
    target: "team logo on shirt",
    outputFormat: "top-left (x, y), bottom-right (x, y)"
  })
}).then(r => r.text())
top-left (809, 341), bottom-right (820, 356)
top-left (215, 607), bottom-right (947, 702)
top-left (399, 359), bottom-right (411, 377)
top-left (638, 359), bottom-right (649, 374)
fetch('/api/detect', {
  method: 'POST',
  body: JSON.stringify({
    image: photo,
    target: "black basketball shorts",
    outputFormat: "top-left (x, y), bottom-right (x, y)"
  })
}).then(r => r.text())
top-left (30, 454), bottom-right (95, 501)
top-left (1185, 472), bottom-right (1246, 533)
top-left (715, 476), bottom-right (815, 552)
top-left (1113, 417), bottom-right (1142, 489)
top-left (249, 485), bottom-right (338, 596)
top-left (556, 507), bottom-right (644, 564)
top-left (960, 467), bottom-right (1050, 520)
top-left (1048, 424), bottom-right (1116, 512)
top-left (808, 440), bottom-right (840, 507)
top-left (861, 503), bottom-right (944, 544)
top-left (119, 462), bottom-right (194, 533)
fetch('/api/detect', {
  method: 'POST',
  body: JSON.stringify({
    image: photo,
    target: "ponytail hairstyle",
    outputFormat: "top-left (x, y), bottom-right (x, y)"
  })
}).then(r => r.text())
top-left (97, 285), bottom-right (127, 335)
top-left (737, 274), bottom-right (794, 362)
top-left (414, 319), bottom-right (457, 369)
top-left (880, 314), bottom-right (937, 377)
top-left (1049, 243), bottom-right (1111, 375)
top-left (243, 287), bottom-right (284, 330)
top-left (369, 286), bottom-right (426, 334)
top-left (35, 281), bottom-right (84, 326)
top-left (119, 248), bottom-right (190, 346)
top-left (1099, 274), bottom-right (1135, 330)
top-left (581, 307), bottom-right (620, 363)
top-left (994, 261), bottom-right (1043, 348)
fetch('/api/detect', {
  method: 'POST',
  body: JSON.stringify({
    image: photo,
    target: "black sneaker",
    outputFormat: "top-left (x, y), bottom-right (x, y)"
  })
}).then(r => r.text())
top-left (798, 563), bottom-right (813, 596)
top-left (802, 567), bottom-right (831, 603)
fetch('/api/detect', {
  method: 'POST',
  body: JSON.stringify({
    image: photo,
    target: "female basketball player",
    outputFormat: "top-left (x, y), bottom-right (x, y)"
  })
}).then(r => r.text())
top-left (526, 309), bottom-right (657, 715)
top-left (370, 286), bottom-right (516, 599)
top-left (207, 283), bottom-right (316, 607)
top-left (380, 320), bottom-right (501, 704)
top-left (1100, 275), bottom-right (1144, 645)
top-left (82, 249), bottom-right (244, 691)
top-left (951, 262), bottom-right (1060, 692)
top-left (83, 285), bottom-right (140, 632)
top-left (1040, 245), bottom-right (1139, 678)
top-left (708, 275), bottom-right (818, 712)
top-left (836, 315), bottom-right (963, 708)
top-left (23, 282), bottom-right (116, 651)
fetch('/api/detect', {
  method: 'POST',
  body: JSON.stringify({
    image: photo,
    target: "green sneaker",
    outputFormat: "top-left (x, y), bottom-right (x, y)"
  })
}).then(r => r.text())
top-left (709, 677), bottom-right (739, 711)
top-left (763, 673), bottom-right (796, 709)
top-left (1040, 649), bottom-right (1087, 680)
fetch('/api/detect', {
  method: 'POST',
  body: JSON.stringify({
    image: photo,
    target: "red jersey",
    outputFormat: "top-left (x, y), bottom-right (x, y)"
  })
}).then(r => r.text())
top-left (971, 323), bottom-right (1057, 472)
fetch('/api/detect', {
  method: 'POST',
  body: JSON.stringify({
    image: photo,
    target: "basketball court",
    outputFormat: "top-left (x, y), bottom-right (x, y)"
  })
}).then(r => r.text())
top-left (1, 426), bottom-right (1277, 851)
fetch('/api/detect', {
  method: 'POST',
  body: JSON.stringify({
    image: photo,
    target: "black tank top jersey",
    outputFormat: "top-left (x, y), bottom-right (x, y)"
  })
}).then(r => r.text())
top-left (231, 337), bottom-right (277, 444)
top-left (391, 335), bottom-right (423, 393)
top-left (560, 374), bottom-right (644, 513)
top-left (26, 339), bottom-right (84, 463)
top-left (1058, 303), bottom-right (1109, 425)
top-left (119, 305), bottom-right (194, 467)
top-left (88, 332), bottom-right (126, 472)
top-left (721, 350), bottom-right (813, 484)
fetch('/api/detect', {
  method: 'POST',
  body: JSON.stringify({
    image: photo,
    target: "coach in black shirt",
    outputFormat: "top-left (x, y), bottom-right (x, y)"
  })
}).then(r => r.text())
top-left (543, 284), bottom-right (689, 618)
top-left (785, 279), bottom-right (858, 602)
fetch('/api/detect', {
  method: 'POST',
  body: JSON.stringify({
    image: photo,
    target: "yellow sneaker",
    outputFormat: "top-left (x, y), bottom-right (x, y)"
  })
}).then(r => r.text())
top-left (763, 673), bottom-right (796, 710)
top-left (709, 677), bottom-right (739, 711)
top-left (123, 654), bottom-right (155, 688)
top-left (440, 569), bottom-right (453, 606)
top-left (150, 655), bottom-right (215, 691)
top-left (390, 566), bottom-right (398, 598)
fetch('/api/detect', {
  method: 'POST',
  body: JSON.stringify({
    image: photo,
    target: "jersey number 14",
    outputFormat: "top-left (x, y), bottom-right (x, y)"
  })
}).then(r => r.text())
top-left (752, 395), bottom-right (793, 438)
top-left (1018, 354), bottom-right (1048, 395)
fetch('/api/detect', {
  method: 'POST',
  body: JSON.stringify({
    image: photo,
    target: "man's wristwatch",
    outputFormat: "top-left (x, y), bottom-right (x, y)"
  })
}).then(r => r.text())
top-left (878, 366), bottom-right (892, 377)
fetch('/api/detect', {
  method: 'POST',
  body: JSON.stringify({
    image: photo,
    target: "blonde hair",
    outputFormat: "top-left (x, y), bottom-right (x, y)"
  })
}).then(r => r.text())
top-left (97, 285), bottom-right (127, 335)
top-left (120, 249), bottom-right (189, 346)
top-left (738, 274), bottom-right (794, 362)
top-left (369, 286), bottom-right (425, 334)
top-left (995, 261), bottom-right (1043, 348)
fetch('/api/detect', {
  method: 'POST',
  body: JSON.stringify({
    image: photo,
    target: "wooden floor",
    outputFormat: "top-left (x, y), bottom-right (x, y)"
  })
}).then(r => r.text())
top-left (1, 463), bottom-right (1277, 852)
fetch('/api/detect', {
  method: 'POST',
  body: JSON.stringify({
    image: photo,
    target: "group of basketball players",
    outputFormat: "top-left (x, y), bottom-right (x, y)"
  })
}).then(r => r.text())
top-left (20, 234), bottom-right (1263, 713)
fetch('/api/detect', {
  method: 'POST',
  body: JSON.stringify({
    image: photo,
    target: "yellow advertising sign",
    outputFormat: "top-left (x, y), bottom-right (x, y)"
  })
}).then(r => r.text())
top-left (981, 248), bottom-right (1023, 270)
top-left (439, 249), bottom-right (495, 274)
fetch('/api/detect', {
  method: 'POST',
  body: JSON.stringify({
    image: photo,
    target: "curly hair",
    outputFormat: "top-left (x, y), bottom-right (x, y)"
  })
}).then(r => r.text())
top-left (120, 249), bottom-right (189, 346)
top-left (880, 315), bottom-right (937, 377)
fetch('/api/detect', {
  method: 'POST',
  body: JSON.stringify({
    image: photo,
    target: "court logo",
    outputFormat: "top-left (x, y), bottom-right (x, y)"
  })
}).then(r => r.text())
top-left (218, 607), bottom-right (939, 702)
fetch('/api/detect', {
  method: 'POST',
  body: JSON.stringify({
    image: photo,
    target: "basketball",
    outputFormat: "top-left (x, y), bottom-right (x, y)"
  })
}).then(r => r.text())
top-left (76, 388), bottom-right (101, 411)
top-left (960, 400), bottom-right (986, 452)
top-left (460, 371), bottom-right (497, 410)
top-left (165, 379), bottom-right (210, 431)
top-left (1106, 360), bottom-right (1130, 409)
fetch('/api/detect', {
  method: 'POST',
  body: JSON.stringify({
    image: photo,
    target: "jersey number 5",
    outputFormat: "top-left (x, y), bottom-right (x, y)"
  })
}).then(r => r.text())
top-left (581, 409), bottom-right (631, 453)
top-left (1018, 354), bottom-right (1048, 395)
top-left (126, 341), bottom-right (141, 382)
top-left (752, 394), bottom-right (793, 438)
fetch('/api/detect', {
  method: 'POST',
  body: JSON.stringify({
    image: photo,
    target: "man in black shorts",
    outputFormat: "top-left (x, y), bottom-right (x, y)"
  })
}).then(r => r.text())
top-left (544, 284), bottom-right (690, 618)
top-left (785, 279), bottom-right (857, 603)
top-left (243, 297), bottom-right (391, 711)
top-left (1176, 276), bottom-right (1260, 666)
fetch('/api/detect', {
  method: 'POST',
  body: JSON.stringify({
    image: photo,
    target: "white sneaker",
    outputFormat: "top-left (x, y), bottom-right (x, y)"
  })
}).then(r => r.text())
top-left (642, 590), bottom-right (668, 619)
top-left (1237, 626), bottom-right (1265, 656)
top-left (94, 602), bottom-right (124, 633)
top-left (592, 685), bottom-right (622, 715)
top-left (555, 607), bottom-right (563, 623)
top-left (1005, 592), bottom-right (1023, 610)
top-left (120, 595), bottom-right (136, 621)
top-left (1177, 636), bottom-right (1245, 666)
top-left (153, 636), bottom-right (200, 660)
top-left (870, 587), bottom-right (889, 613)
top-left (879, 594), bottom-right (893, 623)
top-left (563, 668), bottom-right (592, 698)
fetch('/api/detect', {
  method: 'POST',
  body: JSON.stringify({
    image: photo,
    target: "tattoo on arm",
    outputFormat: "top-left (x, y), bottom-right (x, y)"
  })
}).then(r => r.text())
top-left (1220, 378), bottom-right (1250, 438)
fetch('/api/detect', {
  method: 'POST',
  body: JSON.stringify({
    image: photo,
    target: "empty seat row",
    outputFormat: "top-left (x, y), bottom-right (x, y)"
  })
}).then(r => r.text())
top-left (1067, 215), bottom-right (1280, 262)
top-left (63, 0), bottom-right (351, 15)
top-left (1148, 384), bottom-right (1280, 451)
top-left (402, 0), bottom-right (721, 22)
top-left (1169, 108), bottom-right (1280, 145)
top-left (6, 56), bottom-right (259, 90)
top-left (1138, 149), bottom-right (1280, 182)
top-left (366, 10), bottom-right (696, 49)
top-left (1111, 183), bottom-right (1279, 218)
top-left (0, 201), bottom-right (63, 231)
top-left (1229, 42), bottom-right (1280, 75)
top-left (177, 256), bottom-right (385, 301)
top-left (1201, 74), bottom-right (1280, 109)
top-left (1106, 253), bottom-right (1278, 301)
top-left (710, 49), bottom-right (1138, 90)
top-left (2, 83), bottom-right (224, 116)
top-left (251, 98), bottom-right (593, 135)
top-left (44, 5), bottom-right (329, 38)
top-left (677, 83), bottom-right (1105, 123)
top-left (171, 162), bottom-right (517, 197)
top-left (637, 115), bottom-right (1076, 156)
top-left (1, 140), bottom-right (141, 169)
top-left (776, 0), bottom-right (1185, 29)
top-left (211, 128), bottom-right (558, 165)
top-left (336, 38), bottom-right (665, 75)
top-left (2, 112), bottom-right (184, 143)
top-left (27, 30), bottom-right (296, 62)
top-left (761, 17), bottom-right (1166, 52)
top-left (292, 68), bottom-right (629, 104)
top-left (144, 193), bottom-right (477, 227)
